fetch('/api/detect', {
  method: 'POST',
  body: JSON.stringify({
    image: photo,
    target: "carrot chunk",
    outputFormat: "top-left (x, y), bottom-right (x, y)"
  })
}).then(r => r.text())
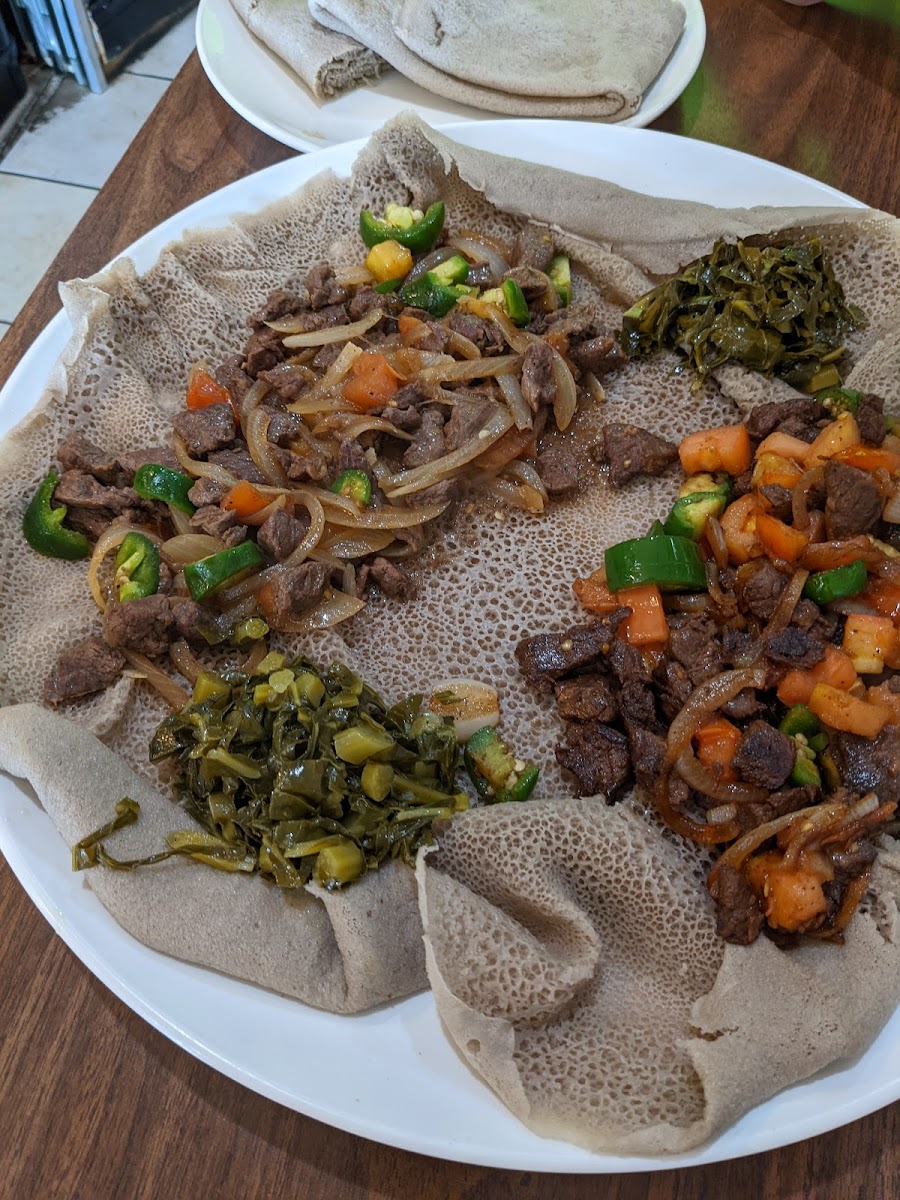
top-left (342, 352), bottom-right (403, 411)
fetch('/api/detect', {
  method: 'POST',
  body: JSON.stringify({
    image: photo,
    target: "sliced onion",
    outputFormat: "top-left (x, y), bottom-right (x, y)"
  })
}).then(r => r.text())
top-left (337, 416), bottom-right (415, 442)
top-left (169, 638), bottom-right (204, 685)
top-left (286, 341), bottom-right (364, 410)
top-left (497, 373), bottom-right (533, 431)
top-left (582, 371), bottom-right (607, 405)
top-left (172, 433), bottom-right (239, 485)
top-left (706, 517), bottom-right (729, 571)
top-left (272, 588), bottom-right (366, 633)
top-left (765, 568), bottom-right (809, 635)
top-left (446, 329), bottom-right (482, 360)
top-left (707, 803), bottom-right (738, 826)
top-left (675, 749), bottom-right (768, 806)
top-left (504, 458), bottom-right (548, 503)
top-left (427, 678), bottom-right (500, 741)
top-left (168, 506), bottom-right (194, 537)
top-left (382, 407), bottom-right (514, 497)
top-left (405, 245), bottom-right (463, 285)
top-left (284, 490), bottom-right (326, 566)
top-left (414, 353), bottom-right (521, 385)
top-left (319, 527), bottom-right (395, 559)
top-left (665, 667), bottom-right (769, 765)
top-left (549, 349), bottom-right (578, 432)
top-left (244, 407), bottom-right (290, 487)
top-left (447, 235), bottom-right (509, 283)
top-left (88, 523), bottom-right (161, 611)
top-left (121, 649), bottom-right (190, 709)
top-left (240, 378), bottom-right (271, 417)
top-left (281, 309), bottom-right (383, 347)
top-left (487, 307), bottom-right (536, 354)
top-left (388, 347), bottom-right (455, 375)
top-left (792, 463), bottom-right (825, 531)
top-left (325, 500), bottom-right (450, 529)
top-left (801, 536), bottom-right (883, 571)
top-left (708, 804), bottom-right (826, 886)
top-left (334, 263), bottom-right (376, 287)
top-left (260, 361), bottom-right (317, 387)
top-left (485, 477), bottom-right (544, 514)
top-left (162, 533), bottom-right (225, 563)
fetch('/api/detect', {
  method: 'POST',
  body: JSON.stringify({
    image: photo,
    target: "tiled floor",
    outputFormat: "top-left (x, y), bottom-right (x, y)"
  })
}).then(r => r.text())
top-left (0, 9), bottom-right (198, 338)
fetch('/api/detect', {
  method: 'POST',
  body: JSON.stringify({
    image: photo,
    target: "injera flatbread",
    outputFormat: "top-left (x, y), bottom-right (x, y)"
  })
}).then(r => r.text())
top-left (308, 0), bottom-right (683, 119)
top-left (0, 115), bottom-right (899, 1139)
top-left (227, 0), bottom-right (387, 99)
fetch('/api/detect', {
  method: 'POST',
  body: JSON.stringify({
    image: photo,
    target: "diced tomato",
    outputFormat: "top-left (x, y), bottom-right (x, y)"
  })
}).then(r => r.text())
top-left (475, 426), bottom-right (537, 472)
top-left (342, 352), bottom-right (403, 411)
top-left (754, 431), bottom-right (812, 464)
top-left (808, 683), bottom-right (890, 738)
top-left (617, 583), bottom-right (668, 646)
top-left (573, 568), bottom-right (619, 614)
top-left (752, 452), bottom-right (804, 491)
top-left (679, 424), bottom-right (752, 477)
top-left (755, 511), bottom-right (809, 563)
top-left (842, 613), bottom-right (900, 674)
top-left (866, 579), bottom-right (900, 623)
top-left (695, 717), bottom-right (741, 783)
top-left (832, 444), bottom-right (900, 473)
top-left (186, 364), bottom-right (239, 427)
top-left (806, 412), bottom-right (861, 462)
top-left (720, 494), bottom-right (762, 565)
top-left (745, 850), bottom-right (829, 932)
top-left (222, 479), bottom-right (270, 519)
top-left (776, 644), bottom-right (858, 706)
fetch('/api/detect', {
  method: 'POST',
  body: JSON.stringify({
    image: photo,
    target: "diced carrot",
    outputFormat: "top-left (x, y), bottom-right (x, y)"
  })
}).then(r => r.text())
top-left (222, 479), bottom-right (270, 519)
top-left (186, 365), bottom-right (232, 411)
top-left (866, 579), bottom-right (900, 623)
top-left (754, 431), bottom-right (812, 464)
top-left (808, 683), bottom-right (890, 738)
top-left (573, 568), bottom-right (619, 614)
top-left (695, 717), bottom-right (741, 783)
top-left (398, 313), bottom-right (428, 344)
top-left (832, 444), bottom-right (900, 473)
top-left (751, 452), bottom-right (804, 491)
top-left (776, 644), bottom-right (858, 706)
top-left (679, 424), bottom-right (752, 477)
top-left (755, 511), bottom-right (809, 563)
top-left (475, 426), bottom-right (537, 472)
top-left (617, 583), bottom-right (668, 646)
top-left (842, 613), bottom-right (900, 674)
top-left (342, 352), bottom-right (403, 411)
top-left (719, 494), bottom-right (763, 565)
top-left (806, 412), bottom-right (861, 461)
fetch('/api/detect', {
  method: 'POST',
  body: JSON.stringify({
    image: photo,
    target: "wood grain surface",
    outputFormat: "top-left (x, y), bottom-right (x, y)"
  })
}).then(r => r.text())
top-left (1, 2), bottom-right (899, 1196)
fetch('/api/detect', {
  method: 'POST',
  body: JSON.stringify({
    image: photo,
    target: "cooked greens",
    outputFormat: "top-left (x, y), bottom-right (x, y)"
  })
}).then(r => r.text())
top-left (75, 656), bottom-right (468, 891)
top-left (618, 237), bottom-right (865, 391)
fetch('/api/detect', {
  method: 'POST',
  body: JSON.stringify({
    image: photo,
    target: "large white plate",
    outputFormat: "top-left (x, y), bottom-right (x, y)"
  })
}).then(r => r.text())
top-left (195, 0), bottom-right (706, 150)
top-left (1, 122), bottom-right (890, 1174)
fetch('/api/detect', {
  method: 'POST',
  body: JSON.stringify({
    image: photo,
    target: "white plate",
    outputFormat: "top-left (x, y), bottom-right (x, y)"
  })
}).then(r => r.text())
top-left (1, 122), bottom-right (889, 1174)
top-left (195, 0), bottom-right (707, 150)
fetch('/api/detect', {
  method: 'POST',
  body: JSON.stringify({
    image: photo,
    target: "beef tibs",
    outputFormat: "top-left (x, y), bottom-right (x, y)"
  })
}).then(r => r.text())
top-left (593, 422), bottom-right (678, 486)
top-left (517, 400), bottom-right (898, 947)
top-left (43, 636), bottom-right (124, 705)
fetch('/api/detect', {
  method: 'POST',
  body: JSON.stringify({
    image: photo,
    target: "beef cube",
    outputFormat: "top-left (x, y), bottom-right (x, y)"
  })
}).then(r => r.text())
top-left (187, 477), bottom-right (229, 508)
top-left (173, 403), bottom-right (235, 458)
top-left (708, 863), bottom-right (764, 944)
top-left (56, 431), bottom-right (119, 484)
top-left (520, 340), bottom-right (555, 410)
top-left (102, 594), bottom-right (175, 658)
top-left (208, 447), bottom-right (266, 483)
top-left (171, 599), bottom-right (205, 643)
top-left (348, 285), bottom-right (395, 322)
top-left (43, 636), bottom-right (125, 705)
top-left (555, 721), bottom-right (631, 799)
top-left (722, 688), bottom-right (766, 721)
top-left (444, 395), bottom-right (495, 452)
top-left (409, 479), bottom-right (460, 507)
top-left (732, 721), bottom-right (795, 790)
top-left (765, 625), bottom-right (826, 669)
top-left (594, 422), bottom-right (678, 486)
top-left (758, 483), bottom-right (793, 522)
top-left (244, 326), bottom-right (285, 375)
top-left (260, 562), bottom-right (331, 625)
top-left (248, 289), bottom-right (304, 328)
top-left (856, 393), bottom-right (886, 445)
top-left (53, 470), bottom-right (138, 514)
top-left (511, 225), bottom-right (554, 272)
top-left (190, 504), bottom-right (240, 540)
top-left (357, 557), bottom-right (418, 600)
top-left (515, 611), bottom-right (629, 693)
top-left (744, 397), bottom-right (823, 441)
top-left (535, 447), bottom-right (580, 495)
top-left (668, 614), bottom-right (724, 685)
top-left (303, 263), bottom-right (348, 309)
top-left (215, 355), bottom-right (254, 405)
top-left (568, 334), bottom-right (628, 378)
top-left (619, 679), bottom-right (660, 733)
top-left (403, 407), bottom-right (446, 467)
top-left (447, 312), bottom-right (506, 356)
top-left (824, 460), bottom-right (882, 539)
top-left (738, 560), bottom-right (788, 621)
top-left (653, 658), bottom-right (694, 722)
top-left (830, 726), bottom-right (900, 805)
top-left (554, 675), bottom-right (618, 722)
top-left (607, 636), bottom-right (652, 685)
top-left (257, 509), bottom-right (308, 562)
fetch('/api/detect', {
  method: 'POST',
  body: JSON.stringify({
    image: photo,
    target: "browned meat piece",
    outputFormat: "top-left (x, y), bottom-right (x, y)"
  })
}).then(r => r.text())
top-left (262, 409), bottom-right (305, 447)
top-left (758, 483), bottom-right (793, 522)
top-left (520, 340), bottom-right (555, 410)
top-left (824, 460), bottom-right (882, 539)
top-left (278, 302), bottom-right (349, 336)
top-left (653, 658), bottom-right (694, 722)
top-left (856, 393), bottom-right (886, 445)
top-left (171, 599), bottom-right (205, 643)
top-left (190, 504), bottom-right (241, 540)
top-left (555, 721), bottom-right (631, 799)
top-left (215, 354), bottom-right (254, 405)
top-left (447, 312), bottom-right (506, 356)
top-left (765, 625), bottom-right (826, 669)
top-left (102, 594), bottom-right (175, 658)
top-left (244, 325), bottom-right (285, 376)
top-left (708, 864), bottom-right (763, 945)
top-left (515, 611), bottom-right (629, 693)
top-left (63, 507), bottom-right (118, 541)
top-left (511, 225), bottom-right (554, 272)
top-left (409, 479), bottom-right (460, 507)
top-left (43, 636), bottom-right (125, 705)
top-left (221, 525), bottom-right (248, 548)
top-left (829, 726), bottom-right (900, 804)
top-left (208, 447), bottom-right (266, 483)
top-left (722, 688), bottom-right (766, 721)
top-left (668, 613), bottom-right (724, 685)
top-left (187, 477), bottom-right (228, 507)
top-left (777, 414), bottom-right (821, 443)
top-left (444, 394), bottom-right (495, 452)
top-left (620, 679), bottom-right (661, 733)
top-left (348, 286), bottom-right (397, 321)
top-left (357, 557), bottom-right (418, 600)
top-left (53, 470), bottom-right (139, 514)
top-left (261, 562), bottom-right (331, 625)
top-left (248, 289), bottom-right (304, 329)
top-left (535, 447), bottom-right (579, 495)
top-left (732, 468), bottom-right (753, 497)
top-left (722, 625), bottom-right (755, 665)
top-left (257, 509), bottom-right (308, 561)
top-left (830, 840), bottom-right (878, 874)
top-left (569, 334), bottom-right (627, 378)
top-left (732, 720), bottom-right (795, 790)
top-left (116, 446), bottom-right (180, 478)
top-left (594, 422), bottom-right (678, 486)
top-left (607, 636), bottom-right (652, 685)
top-left (382, 383), bottom-right (426, 433)
top-left (737, 560), bottom-right (788, 621)
top-left (503, 266), bottom-right (549, 300)
top-left (173, 403), bottom-right (235, 458)
top-left (744, 397), bottom-right (823, 441)
top-left (555, 675), bottom-right (618, 722)
top-left (56, 431), bottom-right (120, 484)
top-left (278, 439), bottom-right (330, 483)
top-left (337, 438), bottom-right (368, 474)
top-left (403, 407), bottom-right (446, 467)
top-left (304, 263), bottom-right (349, 310)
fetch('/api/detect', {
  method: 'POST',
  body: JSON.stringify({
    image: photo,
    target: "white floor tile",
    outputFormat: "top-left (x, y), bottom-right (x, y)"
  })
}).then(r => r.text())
top-left (128, 8), bottom-right (198, 79)
top-left (0, 174), bottom-right (96, 322)
top-left (0, 72), bottom-right (168, 189)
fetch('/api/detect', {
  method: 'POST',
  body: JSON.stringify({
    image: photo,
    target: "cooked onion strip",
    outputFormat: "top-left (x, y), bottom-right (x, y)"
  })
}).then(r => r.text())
top-left (497, 374), bottom-right (533, 431)
top-left (284, 490), bottom-right (326, 566)
top-left (550, 349), bottom-right (578, 431)
top-left (169, 638), bottom-right (203, 685)
top-left (271, 588), bottom-right (366, 633)
top-left (487, 308), bottom-right (535, 354)
top-left (405, 245), bottom-right (463, 284)
top-left (325, 500), bottom-right (450, 529)
top-left (675, 749), bottom-right (768, 806)
top-left (121, 649), bottom-right (191, 710)
top-left (161, 533), bottom-right (226, 563)
top-left (665, 667), bottom-right (768, 766)
top-left (244, 407), bottom-right (290, 487)
top-left (334, 263), bottom-right (375, 287)
top-left (319, 528), bottom-right (395, 559)
top-left (382, 408), bottom-right (514, 497)
top-left (172, 433), bottom-right (238, 485)
top-left (447, 235), bottom-right (509, 282)
top-left (582, 371), bottom-right (607, 404)
top-left (240, 378), bottom-right (271, 417)
top-left (281, 309), bottom-right (384, 347)
top-left (765, 568), bottom-right (809, 635)
top-left (415, 353), bottom-right (521, 385)
top-left (446, 329), bottom-right (482, 360)
top-left (286, 342), bottom-right (363, 409)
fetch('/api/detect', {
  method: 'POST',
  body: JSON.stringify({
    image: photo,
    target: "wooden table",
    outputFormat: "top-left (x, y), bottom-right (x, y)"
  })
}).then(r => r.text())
top-left (1, 2), bottom-right (899, 1196)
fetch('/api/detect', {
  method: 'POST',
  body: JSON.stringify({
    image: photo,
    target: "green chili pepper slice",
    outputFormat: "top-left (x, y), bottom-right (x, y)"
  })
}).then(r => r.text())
top-left (430, 255), bottom-right (470, 287)
top-left (501, 278), bottom-right (530, 326)
top-left (331, 469), bottom-right (372, 506)
top-left (183, 541), bottom-right (264, 601)
top-left (133, 463), bottom-right (196, 515)
top-left (779, 704), bottom-right (821, 739)
top-left (374, 278), bottom-right (404, 294)
top-left (464, 726), bottom-right (540, 804)
top-left (22, 471), bottom-right (91, 560)
top-left (605, 534), bottom-right (707, 592)
top-left (359, 201), bottom-right (446, 253)
top-left (815, 386), bottom-right (862, 416)
top-left (114, 532), bottom-right (160, 602)
top-left (547, 255), bottom-right (572, 306)
top-left (802, 559), bottom-right (868, 605)
top-left (399, 273), bottom-right (473, 318)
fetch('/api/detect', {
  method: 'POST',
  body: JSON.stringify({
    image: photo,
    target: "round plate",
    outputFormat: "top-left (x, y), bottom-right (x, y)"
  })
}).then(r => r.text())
top-left (2, 122), bottom-right (889, 1174)
top-left (195, 0), bottom-right (707, 150)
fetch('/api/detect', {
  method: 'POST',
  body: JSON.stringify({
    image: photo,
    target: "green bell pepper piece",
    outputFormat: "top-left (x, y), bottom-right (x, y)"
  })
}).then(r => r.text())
top-left (605, 533), bottom-right (707, 592)
top-left (400, 273), bottom-right (472, 318)
top-left (22, 471), bottom-right (90, 560)
top-left (802, 559), bottom-right (868, 605)
top-left (331, 469), bottom-right (372, 506)
top-left (183, 541), bottom-right (264, 601)
top-left (790, 753), bottom-right (822, 789)
top-left (501, 278), bottom-right (530, 326)
top-left (664, 474), bottom-right (731, 541)
top-left (547, 255), bottom-right (572, 307)
top-left (464, 726), bottom-right (539, 804)
top-left (359, 201), bottom-right (445, 253)
top-left (779, 704), bottom-right (821, 739)
top-left (133, 463), bottom-right (196, 515)
top-left (374, 278), bottom-right (403, 294)
top-left (114, 532), bottom-right (160, 602)
top-left (430, 254), bottom-right (470, 286)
